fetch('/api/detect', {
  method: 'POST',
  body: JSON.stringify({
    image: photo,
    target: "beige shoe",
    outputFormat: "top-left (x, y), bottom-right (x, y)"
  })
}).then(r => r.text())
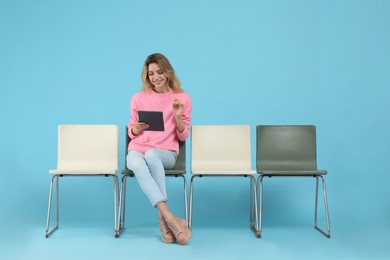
top-left (167, 216), bottom-right (191, 245)
top-left (159, 216), bottom-right (176, 243)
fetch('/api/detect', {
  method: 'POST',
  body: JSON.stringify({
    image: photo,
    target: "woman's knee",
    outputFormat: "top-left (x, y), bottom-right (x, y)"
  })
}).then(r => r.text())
top-left (127, 159), bottom-right (143, 172)
top-left (126, 152), bottom-right (147, 172)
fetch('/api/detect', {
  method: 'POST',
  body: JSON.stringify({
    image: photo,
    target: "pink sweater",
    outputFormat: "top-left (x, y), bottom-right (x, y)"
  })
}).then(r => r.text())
top-left (127, 89), bottom-right (192, 155)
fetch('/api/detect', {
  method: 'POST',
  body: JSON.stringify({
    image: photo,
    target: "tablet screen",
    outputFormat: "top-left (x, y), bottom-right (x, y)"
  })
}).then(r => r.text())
top-left (138, 110), bottom-right (165, 131)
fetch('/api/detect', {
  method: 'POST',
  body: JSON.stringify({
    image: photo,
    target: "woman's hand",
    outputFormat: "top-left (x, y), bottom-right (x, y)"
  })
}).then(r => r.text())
top-left (172, 99), bottom-right (184, 117)
top-left (173, 99), bottom-right (185, 133)
top-left (131, 121), bottom-right (149, 135)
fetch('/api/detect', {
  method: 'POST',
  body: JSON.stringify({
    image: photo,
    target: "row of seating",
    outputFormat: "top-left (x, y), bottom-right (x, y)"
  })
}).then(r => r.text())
top-left (45, 124), bottom-right (331, 239)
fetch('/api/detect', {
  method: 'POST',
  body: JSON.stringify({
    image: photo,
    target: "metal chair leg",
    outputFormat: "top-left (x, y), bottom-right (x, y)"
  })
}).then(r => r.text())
top-left (250, 176), bottom-right (260, 237)
top-left (256, 175), bottom-right (264, 238)
top-left (116, 175), bottom-right (128, 237)
top-left (112, 175), bottom-right (119, 237)
top-left (250, 176), bottom-right (254, 228)
top-left (180, 175), bottom-right (189, 227)
top-left (46, 175), bottom-right (59, 238)
top-left (314, 176), bottom-right (331, 238)
top-left (188, 175), bottom-right (196, 230)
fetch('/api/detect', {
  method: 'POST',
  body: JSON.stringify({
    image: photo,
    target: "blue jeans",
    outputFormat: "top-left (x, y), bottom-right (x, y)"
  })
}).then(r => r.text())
top-left (126, 149), bottom-right (177, 207)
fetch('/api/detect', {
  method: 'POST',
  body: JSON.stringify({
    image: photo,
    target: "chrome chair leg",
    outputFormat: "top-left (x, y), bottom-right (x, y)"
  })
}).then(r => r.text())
top-left (112, 175), bottom-right (119, 236)
top-left (181, 175), bottom-right (189, 227)
top-left (116, 175), bottom-right (128, 237)
top-left (46, 175), bottom-right (59, 238)
top-left (257, 175), bottom-right (264, 238)
top-left (250, 176), bottom-right (260, 237)
top-left (188, 175), bottom-right (196, 230)
top-left (314, 176), bottom-right (331, 238)
top-left (250, 176), bottom-right (254, 227)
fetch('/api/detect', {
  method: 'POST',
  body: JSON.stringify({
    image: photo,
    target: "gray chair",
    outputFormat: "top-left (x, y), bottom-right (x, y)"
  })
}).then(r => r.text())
top-left (116, 127), bottom-right (188, 237)
top-left (46, 124), bottom-right (119, 238)
top-left (256, 125), bottom-right (330, 238)
top-left (189, 125), bottom-right (258, 236)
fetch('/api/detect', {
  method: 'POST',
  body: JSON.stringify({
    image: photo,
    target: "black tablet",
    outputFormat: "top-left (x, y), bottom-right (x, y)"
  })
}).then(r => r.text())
top-left (138, 110), bottom-right (165, 131)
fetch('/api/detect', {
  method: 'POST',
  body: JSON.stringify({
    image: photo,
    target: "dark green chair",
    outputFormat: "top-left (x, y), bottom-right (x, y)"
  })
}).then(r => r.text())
top-left (256, 125), bottom-right (330, 238)
top-left (115, 127), bottom-right (187, 237)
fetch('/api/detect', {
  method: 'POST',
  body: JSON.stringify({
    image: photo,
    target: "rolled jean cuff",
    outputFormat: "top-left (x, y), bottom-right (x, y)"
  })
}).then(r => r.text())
top-left (153, 199), bottom-right (167, 207)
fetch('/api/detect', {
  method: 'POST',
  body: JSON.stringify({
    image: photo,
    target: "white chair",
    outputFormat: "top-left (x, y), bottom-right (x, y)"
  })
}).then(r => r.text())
top-left (45, 124), bottom-right (119, 237)
top-left (189, 125), bottom-right (258, 236)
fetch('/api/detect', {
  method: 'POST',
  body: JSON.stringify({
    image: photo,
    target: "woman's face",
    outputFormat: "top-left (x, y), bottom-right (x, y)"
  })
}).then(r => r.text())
top-left (148, 63), bottom-right (169, 92)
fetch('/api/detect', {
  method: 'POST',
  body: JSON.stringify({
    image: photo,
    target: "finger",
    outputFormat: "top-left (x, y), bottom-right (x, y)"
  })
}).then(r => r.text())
top-left (173, 101), bottom-right (183, 107)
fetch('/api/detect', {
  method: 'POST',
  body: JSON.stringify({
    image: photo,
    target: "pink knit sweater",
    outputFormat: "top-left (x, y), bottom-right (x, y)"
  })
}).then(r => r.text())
top-left (127, 89), bottom-right (192, 155)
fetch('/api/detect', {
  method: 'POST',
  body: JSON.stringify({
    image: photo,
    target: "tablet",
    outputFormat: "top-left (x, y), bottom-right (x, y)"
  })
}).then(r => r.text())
top-left (138, 110), bottom-right (165, 131)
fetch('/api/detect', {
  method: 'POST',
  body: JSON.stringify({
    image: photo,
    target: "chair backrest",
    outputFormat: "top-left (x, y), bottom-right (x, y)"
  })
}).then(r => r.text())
top-left (174, 140), bottom-right (186, 172)
top-left (57, 125), bottom-right (119, 171)
top-left (191, 125), bottom-right (252, 172)
top-left (256, 125), bottom-right (317, 171)
top-left (124, 127), bottom-right (186, 172)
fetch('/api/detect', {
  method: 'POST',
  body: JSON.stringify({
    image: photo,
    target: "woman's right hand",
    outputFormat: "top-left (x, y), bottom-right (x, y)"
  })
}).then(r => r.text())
top-left (131, 121), bottom-right (149, 135)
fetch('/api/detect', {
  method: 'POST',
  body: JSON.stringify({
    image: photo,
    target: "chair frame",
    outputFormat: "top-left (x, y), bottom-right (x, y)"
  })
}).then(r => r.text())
top-left (46, 174), bottom-right (119, 238)
top-left (188, 125), bottom-right (259, 237)
top-left (116, 127), bottom-right (188, 238)
top-left (45, 125), bottom-right (119, 238)
top-left (189, 174), bottom-right (258, 236)
top-left (255, 125), bottom-right (331, 238)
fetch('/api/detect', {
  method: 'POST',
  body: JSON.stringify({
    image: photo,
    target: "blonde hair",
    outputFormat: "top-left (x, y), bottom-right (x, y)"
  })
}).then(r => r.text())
top-left (141, 53), bottom-right (182, 92)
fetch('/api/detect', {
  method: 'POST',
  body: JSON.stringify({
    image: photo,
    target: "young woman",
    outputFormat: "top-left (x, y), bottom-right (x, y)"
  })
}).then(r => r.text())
top-left (127, 53), bottom-right (192, 244)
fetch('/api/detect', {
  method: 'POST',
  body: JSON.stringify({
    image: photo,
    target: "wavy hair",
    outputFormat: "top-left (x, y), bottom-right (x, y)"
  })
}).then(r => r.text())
top-left (141, 53), bottom-right (182, 92)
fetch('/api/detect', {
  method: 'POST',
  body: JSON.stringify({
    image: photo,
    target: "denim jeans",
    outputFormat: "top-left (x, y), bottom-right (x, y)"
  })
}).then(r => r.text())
top-left (126, 149), bottom-right (177, 207)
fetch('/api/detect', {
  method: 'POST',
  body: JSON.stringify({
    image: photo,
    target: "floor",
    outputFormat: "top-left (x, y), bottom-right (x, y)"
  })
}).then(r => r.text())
top-left (2, 220), bottom-right (389, 260)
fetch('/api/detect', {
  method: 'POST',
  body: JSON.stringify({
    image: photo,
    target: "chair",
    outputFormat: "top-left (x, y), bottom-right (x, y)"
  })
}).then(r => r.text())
top-left (116, 127), bottom-right (188, 237)
top-left (256, 125), bottom-right (331, 238)
top-left (45, 124), bottom-right (119, 238)
top-left (189, 125), bottom-right (258, 236)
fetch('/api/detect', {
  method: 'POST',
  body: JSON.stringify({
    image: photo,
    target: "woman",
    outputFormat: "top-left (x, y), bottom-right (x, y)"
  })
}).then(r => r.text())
top-left (127, 53), bottom-right (192, 245)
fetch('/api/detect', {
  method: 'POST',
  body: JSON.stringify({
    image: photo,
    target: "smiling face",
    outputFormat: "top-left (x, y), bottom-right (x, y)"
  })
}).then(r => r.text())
top-left (147, 63), bottom-right (169, 93)
top-left (141, 53), bottom-right (182, 92)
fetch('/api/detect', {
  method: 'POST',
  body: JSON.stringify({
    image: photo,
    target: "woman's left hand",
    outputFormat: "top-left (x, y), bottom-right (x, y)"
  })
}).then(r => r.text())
top-left (173, 99), bottom-right (184, 118)
top-left (173, 99), bottom-right (185, 133)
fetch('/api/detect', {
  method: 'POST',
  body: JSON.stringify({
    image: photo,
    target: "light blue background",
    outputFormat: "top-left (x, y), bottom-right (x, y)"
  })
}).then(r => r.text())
top-left (1, 0), bottom-right (389, 259)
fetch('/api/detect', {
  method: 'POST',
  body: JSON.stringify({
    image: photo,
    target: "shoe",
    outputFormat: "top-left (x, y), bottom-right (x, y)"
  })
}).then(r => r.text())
top-left (167, 216), bottom-right (191, 245)
top-left (159, 216), bottom-right (176, 243)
